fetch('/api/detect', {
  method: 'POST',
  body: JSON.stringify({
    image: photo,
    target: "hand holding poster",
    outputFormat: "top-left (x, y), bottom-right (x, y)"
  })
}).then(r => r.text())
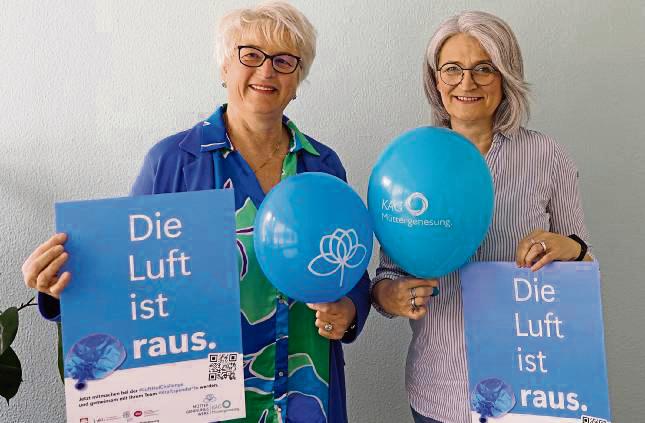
top-left (460, 262), bottom-right (611, 423)
top-left (56, 189), bottom-right (245, 422)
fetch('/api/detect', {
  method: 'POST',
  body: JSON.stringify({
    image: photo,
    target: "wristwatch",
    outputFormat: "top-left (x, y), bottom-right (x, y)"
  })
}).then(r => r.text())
top-left (567, 234), bottom-right (588, 261)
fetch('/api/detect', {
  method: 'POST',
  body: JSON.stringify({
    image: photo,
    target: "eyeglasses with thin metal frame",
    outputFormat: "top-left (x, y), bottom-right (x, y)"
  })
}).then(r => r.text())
top-left (438, 62), bottom-right (499, 86)
top-left (237, 45), bottom-right (301, 74)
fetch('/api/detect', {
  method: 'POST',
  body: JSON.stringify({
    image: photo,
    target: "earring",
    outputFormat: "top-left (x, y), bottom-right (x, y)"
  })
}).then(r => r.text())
top-left (221, 81), bottom-right (227, 88)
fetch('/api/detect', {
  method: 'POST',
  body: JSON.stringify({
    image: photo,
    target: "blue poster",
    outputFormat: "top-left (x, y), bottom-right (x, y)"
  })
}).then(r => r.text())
top-left (57, 189), bottom-right (245, 422)
top-left (460, 262), bottom-right (611, 423)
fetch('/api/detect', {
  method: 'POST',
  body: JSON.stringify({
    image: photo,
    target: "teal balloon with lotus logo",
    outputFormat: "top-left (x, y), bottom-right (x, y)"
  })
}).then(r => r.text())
top-left (254, 172), bottom-right (373, 303)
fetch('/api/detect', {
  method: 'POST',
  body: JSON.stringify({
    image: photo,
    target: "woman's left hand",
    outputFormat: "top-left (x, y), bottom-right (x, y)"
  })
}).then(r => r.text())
top-left (307, 297), bottom-right (356, 340)
top-left (516, 229), bottom-right (582, 271)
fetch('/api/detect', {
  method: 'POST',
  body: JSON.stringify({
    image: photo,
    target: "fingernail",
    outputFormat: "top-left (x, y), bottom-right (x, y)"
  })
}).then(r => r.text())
top-left (431, 287), bottom-right (440, 297)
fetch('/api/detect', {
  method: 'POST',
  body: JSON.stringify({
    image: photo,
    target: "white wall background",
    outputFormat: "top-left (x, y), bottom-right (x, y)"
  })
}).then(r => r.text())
top-left (1, 1), bottom-right (643, 422)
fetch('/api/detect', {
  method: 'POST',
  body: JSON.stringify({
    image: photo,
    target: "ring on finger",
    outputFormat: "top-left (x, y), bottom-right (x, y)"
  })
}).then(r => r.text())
top-left (323, 322), bottom-right (333, 332)
top-left (530, 238), bottom-right (547, 253)
top-left (410, 296), bottom-right (418, 310)
top-left (409, 287), bottom-right (417, 299)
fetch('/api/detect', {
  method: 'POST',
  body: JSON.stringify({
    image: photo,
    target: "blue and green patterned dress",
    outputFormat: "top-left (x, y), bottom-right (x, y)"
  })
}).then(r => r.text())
top-left (205, 106), bottom-right (330, 423)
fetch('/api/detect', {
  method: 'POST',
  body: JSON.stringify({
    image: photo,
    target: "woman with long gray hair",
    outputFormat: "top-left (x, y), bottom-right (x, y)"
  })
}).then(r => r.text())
top-left (371, 11), bottom-right (594, 423)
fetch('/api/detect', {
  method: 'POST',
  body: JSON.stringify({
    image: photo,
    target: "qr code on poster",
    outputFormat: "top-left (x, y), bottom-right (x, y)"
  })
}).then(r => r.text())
top-left (208, 353), bottom-right (238, 381)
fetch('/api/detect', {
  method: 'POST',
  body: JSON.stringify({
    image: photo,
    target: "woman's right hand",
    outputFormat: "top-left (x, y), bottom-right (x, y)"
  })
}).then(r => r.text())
top-left (372, 277), bottom-right (439, 320)
top-left (21, 233), bottom-right (71, 299)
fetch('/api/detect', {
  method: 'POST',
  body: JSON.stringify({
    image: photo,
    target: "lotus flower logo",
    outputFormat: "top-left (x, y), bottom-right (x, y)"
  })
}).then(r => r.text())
top-left (308, 229), bottom-right (367, 287)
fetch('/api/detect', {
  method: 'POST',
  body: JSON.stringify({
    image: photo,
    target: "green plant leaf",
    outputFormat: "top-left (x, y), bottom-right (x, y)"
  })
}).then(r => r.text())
top-left (57, 322), bottom-right (64, 383)
top-left (0, 347), bottom-right (22, 404)
top-left (0, 307), bottom-right (19, 356)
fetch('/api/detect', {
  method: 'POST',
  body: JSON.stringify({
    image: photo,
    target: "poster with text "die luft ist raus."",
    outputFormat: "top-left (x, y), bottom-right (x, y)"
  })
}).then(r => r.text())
top-left (57, 189), bottom-right (245, 422)
top-left (461, 261), bottom-right (610, 423)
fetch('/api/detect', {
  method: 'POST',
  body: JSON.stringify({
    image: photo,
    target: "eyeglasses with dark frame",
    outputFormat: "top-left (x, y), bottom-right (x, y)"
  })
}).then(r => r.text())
top-left (438, 62), bottom-right (499, 86)
top-left (237, 45), bottom-right (301, 74)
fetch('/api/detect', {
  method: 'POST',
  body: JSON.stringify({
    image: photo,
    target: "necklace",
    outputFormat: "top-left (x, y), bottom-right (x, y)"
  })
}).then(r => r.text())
top-left (224, 112), bottom-right (288, 173)
top-left (250, 139), bottom-right (286, 174)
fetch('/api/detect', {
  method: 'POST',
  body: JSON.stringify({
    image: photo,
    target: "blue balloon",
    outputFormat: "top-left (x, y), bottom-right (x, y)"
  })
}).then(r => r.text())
top-left (254, 172), bottom-right (373, 303)
top-left (368, 127), bottom-right (494, 278)
top-left (65, 333), bottom-right (127, 390)
top-left (471, 378), bottom-right (516, 421)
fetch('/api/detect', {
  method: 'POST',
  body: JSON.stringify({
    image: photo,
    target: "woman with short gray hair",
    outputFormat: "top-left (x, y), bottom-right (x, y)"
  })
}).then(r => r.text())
top-left (22, 2), bottom-right (369, 422)
top-left (371, 11), bottom-right (594, 423)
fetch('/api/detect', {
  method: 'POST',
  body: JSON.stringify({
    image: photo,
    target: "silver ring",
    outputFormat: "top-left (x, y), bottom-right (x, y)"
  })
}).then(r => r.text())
top-left (410, 297), bottom-right (417, 310)
top-left (323, 323), bottom-right (333, 332)
top-left (410, 287), bottom-right (417, 299)
top-left (531, 239), bottom-right (547, 252)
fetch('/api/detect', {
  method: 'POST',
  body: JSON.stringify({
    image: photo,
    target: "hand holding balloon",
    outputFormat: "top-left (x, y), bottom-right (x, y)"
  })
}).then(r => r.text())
top-left (372, 277), bottom-right (439, 320)
top-left (307, 297), bottom-right (356, 340)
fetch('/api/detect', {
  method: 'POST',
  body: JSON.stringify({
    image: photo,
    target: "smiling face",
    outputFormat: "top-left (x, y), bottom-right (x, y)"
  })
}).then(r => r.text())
top-left (221, 37), bottom-right (301, 120)
top-left (436, 33), bottom-right (503, 129)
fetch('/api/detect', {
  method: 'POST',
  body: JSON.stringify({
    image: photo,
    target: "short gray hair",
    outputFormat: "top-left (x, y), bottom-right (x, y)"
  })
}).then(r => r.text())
top-left (423, 11), bottom-right (530, 135)
top-left (215, 1), bottom-right (317, 82)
